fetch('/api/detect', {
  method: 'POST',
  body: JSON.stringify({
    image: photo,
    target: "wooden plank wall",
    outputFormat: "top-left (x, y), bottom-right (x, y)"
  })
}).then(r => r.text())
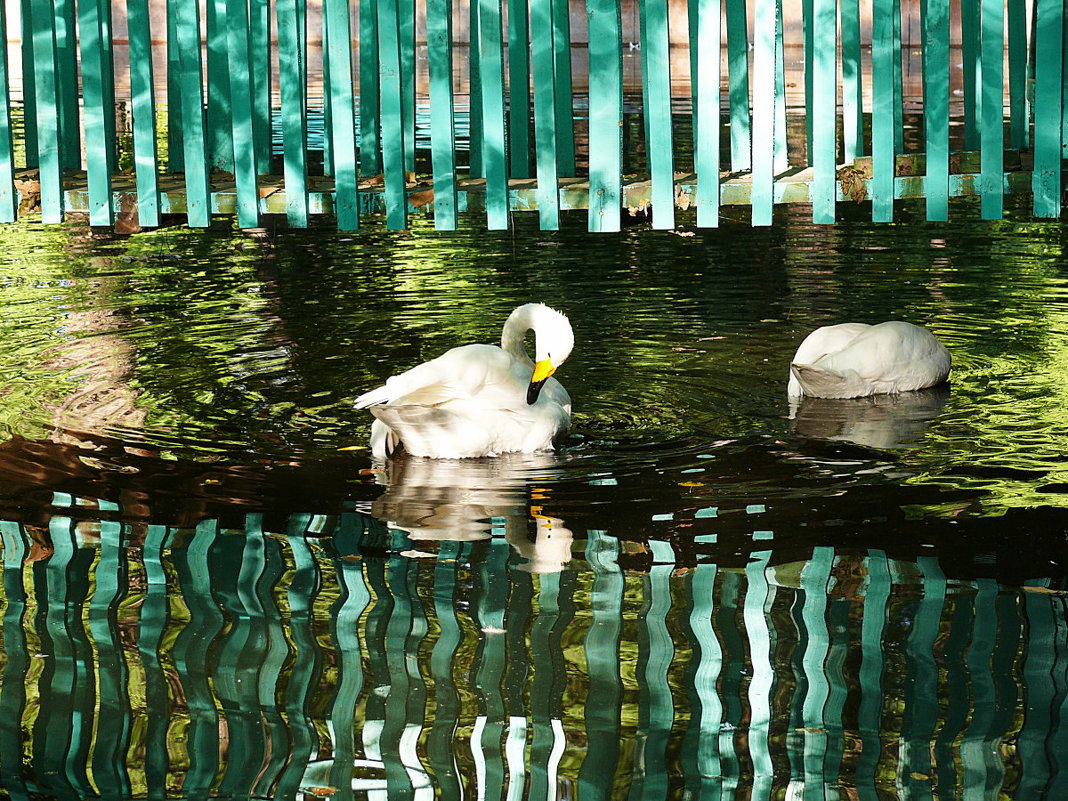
top-left (0, 0), bottom-right (1065, 231)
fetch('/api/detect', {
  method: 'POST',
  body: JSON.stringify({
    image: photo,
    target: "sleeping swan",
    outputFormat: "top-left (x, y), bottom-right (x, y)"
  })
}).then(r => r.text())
top-left (788, 321), bottom-right (951, 398)
top-left (354, 303), bottom-right (574, 458)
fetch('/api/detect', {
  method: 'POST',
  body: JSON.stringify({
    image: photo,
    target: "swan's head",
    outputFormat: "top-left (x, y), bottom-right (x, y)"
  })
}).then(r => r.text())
top-left (503, 303), bottom-right (574, 405)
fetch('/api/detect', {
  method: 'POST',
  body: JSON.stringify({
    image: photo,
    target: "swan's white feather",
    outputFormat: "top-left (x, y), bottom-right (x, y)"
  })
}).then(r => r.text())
top-left (788, 321), bottom-right (951, 399)
top-left (355, 304), bottom-right (573, 458)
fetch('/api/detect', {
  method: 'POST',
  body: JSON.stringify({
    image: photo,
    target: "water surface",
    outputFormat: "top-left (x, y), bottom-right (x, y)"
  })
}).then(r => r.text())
top-left (0, 200), bottom-right (1066, 799)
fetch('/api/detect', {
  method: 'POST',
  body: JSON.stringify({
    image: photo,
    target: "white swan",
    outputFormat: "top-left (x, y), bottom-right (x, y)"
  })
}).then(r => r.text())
top-left (787, 321), bottom-right (951, 398)
top-left (354, 303), bottom-right (574, 458)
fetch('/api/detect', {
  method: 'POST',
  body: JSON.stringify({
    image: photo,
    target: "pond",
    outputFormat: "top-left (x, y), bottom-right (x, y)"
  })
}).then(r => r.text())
top-left (0, 199), bottom-right (1066, 800)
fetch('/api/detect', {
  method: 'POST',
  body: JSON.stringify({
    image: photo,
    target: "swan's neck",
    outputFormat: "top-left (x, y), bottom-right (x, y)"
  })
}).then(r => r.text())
top-left (501, 306), bottom-right (537, 368)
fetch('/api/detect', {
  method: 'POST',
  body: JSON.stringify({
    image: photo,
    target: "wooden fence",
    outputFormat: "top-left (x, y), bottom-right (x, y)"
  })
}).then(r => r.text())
top-left (0, 0), bottom-right (1065, 231)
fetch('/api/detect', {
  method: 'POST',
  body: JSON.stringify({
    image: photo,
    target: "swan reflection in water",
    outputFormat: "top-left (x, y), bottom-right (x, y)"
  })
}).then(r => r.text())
top-left (370, 452), bottom-right (573, 573)
top-left (789, 384), bottom-right (950, 449)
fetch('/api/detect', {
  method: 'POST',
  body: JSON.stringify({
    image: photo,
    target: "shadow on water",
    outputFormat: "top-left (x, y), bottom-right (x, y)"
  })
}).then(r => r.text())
top-left (1, 206), bottom-right (1068, 797)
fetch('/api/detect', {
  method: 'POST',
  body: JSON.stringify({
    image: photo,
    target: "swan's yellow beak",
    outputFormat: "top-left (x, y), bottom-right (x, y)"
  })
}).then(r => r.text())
top-left (527, 358), bottom-right (556, 405)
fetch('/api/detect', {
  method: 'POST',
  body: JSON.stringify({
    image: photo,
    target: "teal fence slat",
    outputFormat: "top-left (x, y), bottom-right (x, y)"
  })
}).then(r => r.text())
top-left (922, 0), bottom-right (949, 221)
top-left (530, 0), bottom-right (560, 229)
top-left (250, 0), bottom-right (272, 175)
top-left (892, 0), bottom-right (904, 153)
top-left (841, 0), bottom-right (863, 160)
top-left (165, 0), bottom-right (183, 172)
top-left (324, 0), bottom-right (361, 229)
top-left (872, 0), bottom-right (894, 221)
top-left (751, 0), bottom-right (778, 225)
top-left (0, 1), bottom-right (15, 222)
top-left (224, 0), bottom-right (261, 228)
top-left (694, 0), bottom-right (720, 227)
top-left (774, 3), bottom-right (787, 172)
top-left (586, 0), bottom-right (622, 232)
top-left (359, 0), bottom-right (381, 175)
top-left (127, 0), bottom-right (161, 227)
top-left (961, 0), bottom-right (980, 150)
top-left (175, 0), bottom-right (210, 226)
top-left (802, 0), bottom-right (813, 162)
top-left (55, 0), bottom-right (80, 167)
top-left (508, 0), bottom-right (531, 178)
top-left (479, 0), bottom-right (510, 230)
top-left (552, 0), bottom-right (575, 177)
top-left (980, 0), bottom-right (1003, 219)
top-left (811, 0), bottom-right (836, 223)
top-left (639, 0), bottom-right (675, 229)
top-left (28, 0), bottom-right (64, 223)
top-left (1032, 0), bottom-right (1063, 217)
top-left (469, 0), bottom-right (483, 178)
top-left (1007, 0), bottom-right (1027, 148)
top-left (378, 0), bottom-right (408, 228)
top-left (78, 0), bottom-right (114, 226)
top-left (278, 0), bottom-right (309, 226)
top-left (724, 0), bottom-right (751, 171)
top-left (207, 0), bottom-right (235, 171)
top-left (427, 0), bottom-right (458, 230)
top-left (322, 10), bottom-right (334, 175)
top-left (400, 0), bottom-right (416, 172)
top-left (19, 0), bottom-right (38, 169)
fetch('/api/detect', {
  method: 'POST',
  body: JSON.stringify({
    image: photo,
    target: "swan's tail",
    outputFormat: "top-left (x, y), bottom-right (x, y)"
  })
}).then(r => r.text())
top-left (354, 384), bottom-right (392, 409)
top-left (790, 364), bottom-right (873, 399)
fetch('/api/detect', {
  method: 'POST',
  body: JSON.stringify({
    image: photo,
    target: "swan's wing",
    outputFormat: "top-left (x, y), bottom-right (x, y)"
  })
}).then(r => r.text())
top-left (817, 322), bottom-right (951, 389)
top-left (356, 344), bottom-right (521, 409)
top-left (788, 323), bottom-right (872, 396)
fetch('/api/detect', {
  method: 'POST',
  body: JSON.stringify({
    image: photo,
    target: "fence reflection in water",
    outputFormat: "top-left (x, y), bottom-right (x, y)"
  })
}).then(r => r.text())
top-left (0, 501), bottom-right (1065, 799)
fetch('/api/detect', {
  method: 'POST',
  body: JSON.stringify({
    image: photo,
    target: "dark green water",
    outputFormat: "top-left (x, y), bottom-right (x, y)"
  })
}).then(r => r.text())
top-left (1, 200), bottom-right (1067, 799)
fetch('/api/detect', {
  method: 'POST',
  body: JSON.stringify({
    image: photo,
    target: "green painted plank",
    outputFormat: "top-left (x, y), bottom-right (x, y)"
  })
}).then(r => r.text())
top-left (856, 550), bottom-right (891, 800)
top-left (551, 0), bottom-right (575, 176)
top-left (206, 0), bottom-right (235, 171)
top-left (872, 0), bottom-right (895, 221)
top-left (479, 0), bottom-right (510, 230)
top-left (1007, 0), bottom-right (1027, 147)
top-left (0, 1), bottom-right (16, 221)
top-left (427, 0), bottom-right (458, 229)
top-left (922, 0), bottom-right (949, 220)
top-left (28, 0), bottom-right (63, 223)
top-left (841, 0), bottom-right (863, 160)
top-left (78, 0), bottom-right (114, 226)
top-left (469, 0), bottom-right (483, 178)
top-left (250, 0), bottom-right (272, 175)
top-left (1032, 0), bottom-right (1063, 216)
top-left (530, 0), bottom-right (559, 229)
top-left (774, 3), bottom-right (788, 172)
top-left (324, 0), bottom-right (361, 229)
top-left (378, 0), bottom-right (408, 228)
top-left (19, 0), bottom-right (38, 169)
top-left (802, 0), bottom-right (813, 163)
top-left (54, 0), bottom-right (80, 167)
top-left (980, 0), bottom-right (1003, 219)
top-left (175, 0), bottom-right (211, 226)
top-left (724, 0), bottom-right (751, 171)
top-left (359, 0), bottom-right (381, 175)
top-left (811, 0), bottom-right (836, 222)
top-left (127, 0), bottom-right (161, 227)
top-left (278, 0), bottom-right (309, 226)
top-left (639, 0), bottom-right (675, 229)
top-left (322, 9), bottom-right (334, 175)
top-left (751, 0), bottom-right (778, 225)
top-left (165, 0), bottom-right (183, 172)
top-left (224, 0), bottom-right (261, 228)
top-left (892, 0), bottom-right (903, 153)
top-left (508, 0), bottom-right (532, 178)
top-left (961, 0), bottom-right (980, 150)
top-left (586, 0), bottom-right (622, 232)
top-left (400, 0), bottom-right (417, 172)
top-left (694, 0), bottom-right (720, 227)
top-left (98, 0), bottom-right (117, 176)
top-left (687, 0), bottom-right (699, 168)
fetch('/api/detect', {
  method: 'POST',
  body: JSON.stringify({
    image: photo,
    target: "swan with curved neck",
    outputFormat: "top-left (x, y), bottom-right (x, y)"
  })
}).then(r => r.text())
top-left (788, 321), bottom-right (951, 398)
top-left (354, 303), bottom-right (574, 458)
